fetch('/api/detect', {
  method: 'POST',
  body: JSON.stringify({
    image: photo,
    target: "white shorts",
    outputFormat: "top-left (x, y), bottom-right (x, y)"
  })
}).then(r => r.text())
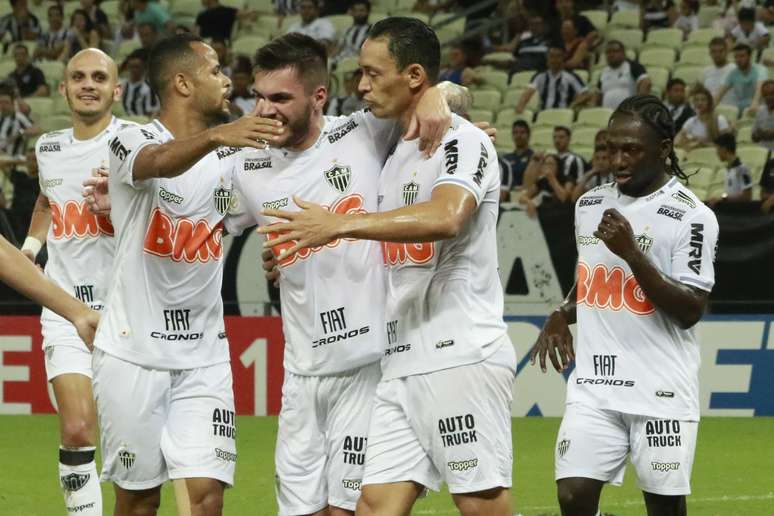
top-left (555, 403), bottom-right (698, 496)
top-left (362, 336), bottom-right (516, 494)
top-left (275, 362), bottom-right (380, 515)
top-left (92, 349), bottom-right (236, 490)
top-left (44, 342), bottom-right (93, 381)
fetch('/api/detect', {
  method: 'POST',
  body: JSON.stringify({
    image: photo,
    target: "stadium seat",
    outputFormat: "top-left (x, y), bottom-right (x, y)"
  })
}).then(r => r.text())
top-left (232, 36), bottom-right (268, 57)
top-left (480, 70), bottom-right (509, 92)
top-left (115, 40), bottom-right (142, 62)
top-left (609, 9), bottom-right (640, 29)
top-left (41, 114), bottom-right (71, 133)
top-left (572, 126), bottom-right (599, 147)
top-left (502, 88), bottom-right (539, 111)
top-left (482, 52), bottom-right (515, 66)
top-left (715, 104), bottom-right (739, 125)
top-left (639, 48), bottom-right (676, 69)
top-left (646, 66), bottom-right (670, 93)
top-left (686, 28), bottom-right (723, 47)
top-left (52, 95), bottom-right (70, 115)
top-left (169, 0), bottom-right (199, 27)
top-left (254, 16), bottom-right (282, 38)
top-left (531, 127), bottom-right (554, 148)
top-left (644, 28), bottom-right (682, 52)
top-left (683, 164), bottom-right (717, 191)
top-left (495, 140), bottom-right (513, 156)
top-left (574, 69), bottom-right (589, 83)
top-left (467, 109), bottom-right (493, 124)
top-left (25, 97), bottom-right (54, 122)
top-left (280, 15), bottom-right (301, 32)
top-left (580, 10), bottom-right (607, 32)
top-left (697, 6), bottom-right (723, 29)
top-left (100, 0), bottom-right (120, 19)
top-left (112, 102), bottom-right (128, 118)
top-left (510, 71), bottom-right (535, 89)
top-left (472, 90), bottom-right (502, 111)
top-left (686, 147), bottom-right (718, 166)
top-left (496, 108), bottom-right (533, 126)
top-left (431, 13), bottom-right (466, 36)
top-left (737, 125), bottom-right (753, 144)
top-left (392, 0), bottom-right (417, 13)
top-left (125, 115), bottom-right (151, 124)
top-left (737, 146), bottom-right (770, 170)
top-left (674, 147), bottom-right (687, 164)
top-left (0, 60), bottom-right (14, 78)
top-left (607, 29), bottom-right (644, 51)
top-left (575, 145), bottom-right (594, 162)
top-left (337, 56), bottom-right (359, 74)
top-left (577, 107), bottom-right (613, 128)
top-left (327, 15), bottom-right (352, 38)
top-left (678, 47), bottom-right (712, 67)
top-left (534, 108), bottom-right (574, 129)
top-left (672, 64), bottom-right (703, 84)
top-left (37, 61), bottom-right (65, 88)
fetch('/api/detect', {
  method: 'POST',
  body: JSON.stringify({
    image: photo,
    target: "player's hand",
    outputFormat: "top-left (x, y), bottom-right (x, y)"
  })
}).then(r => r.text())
top-left (258, 196), bottom-right (341, 260)
top-left (72, 308), bottom-right (99, 352)
top-left (473, 121), bottom-right (497, 143)
top-left (82, 165), bottom-right (111, 216)
top-left (211, 99), bottom-right (285, 149)
top-left (261, 246), bottom-right (280, 287)
top-left (530, 309), bottom-right (574, 373)
top-left (21, 249), bottom-right (36, 262)
top-left (594, 208), bottom-right (638, 262)
top-left (406, 85), bottom-right (452, 158)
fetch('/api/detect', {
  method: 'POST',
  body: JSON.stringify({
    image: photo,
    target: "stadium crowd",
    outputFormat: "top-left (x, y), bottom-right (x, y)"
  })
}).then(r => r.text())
top-left (2, 0), bottom-right (774, 241)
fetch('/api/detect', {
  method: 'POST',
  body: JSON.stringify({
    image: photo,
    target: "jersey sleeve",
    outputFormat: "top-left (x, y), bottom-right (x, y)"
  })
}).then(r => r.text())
top-left (108, 124), bottom-right (159, 189)
top-left (630, 60), bottom-right (648, 82)
top-left (433, 126), bottom-right (498, 205)
top-left (670, 207), bottom-right (719, 292)
top-left (223, 188), bottom-right (256, 236)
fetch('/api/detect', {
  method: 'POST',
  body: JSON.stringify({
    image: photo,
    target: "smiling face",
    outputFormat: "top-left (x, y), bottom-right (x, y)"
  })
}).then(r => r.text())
top-left (607, 114), bottom-right (669, 196)
top-left (60, 49), bottom-right (120, 120)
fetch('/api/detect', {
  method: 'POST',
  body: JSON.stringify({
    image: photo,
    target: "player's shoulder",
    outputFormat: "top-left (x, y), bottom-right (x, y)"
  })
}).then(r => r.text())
top-left (232, 147), bottom-right (274, 173)
top-left (113, 119), bottom-right (161, 142)
top-left (576, 181), bottom-right (616, 209)
top-left (36, 128), bottom-right (70, 154)
top-left (324, 112), bottom-right (364, 144)
top-left (656, 180), bottom-right (717, 226)
top-left (442, 114), bottom-right (493, 151)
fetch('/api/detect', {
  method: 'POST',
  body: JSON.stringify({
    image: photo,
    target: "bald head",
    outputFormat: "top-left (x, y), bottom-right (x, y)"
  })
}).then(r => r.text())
top-left (61, 48), bottom-right (120, 121)
top-left (66, 48), bottom-right (118, 82)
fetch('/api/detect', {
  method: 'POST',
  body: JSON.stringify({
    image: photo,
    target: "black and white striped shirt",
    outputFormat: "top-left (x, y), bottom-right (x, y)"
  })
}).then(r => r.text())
top-left (336, 23), bottom-right (371, 60)
top-left (0, 13), bottom-right (41, 43)
top-left (120, 80), bottom-right (159, 117)
top-left (528, 70), bottom-right (587, 110)
top-left (0, 111), bottom-right (33, 156)
top-left (38, 27), bottom-right (69, 51)
top-left (557, 151), bottom-right (586, 183)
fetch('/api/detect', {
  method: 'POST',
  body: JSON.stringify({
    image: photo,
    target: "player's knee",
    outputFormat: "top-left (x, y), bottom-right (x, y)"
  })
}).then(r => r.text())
top-left (453, 487), bottom-right (509, 516)
top-left (60, 417), bottom-right (95, 447)
top-left (116, 489), bottom-right (161, 516)
top-left (557, 482), bottom-right (591, 514)
top-left (355, 489), bottom-right (379, 515)
top-left (189, 489), bottom-right (224, 516)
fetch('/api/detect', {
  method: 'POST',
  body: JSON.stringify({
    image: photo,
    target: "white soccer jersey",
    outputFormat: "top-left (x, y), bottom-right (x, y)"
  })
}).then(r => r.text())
top-left (226, 111), bottom-right (399, 376)
top-left (568, 178), bottom-right (719, 421)
top-left (94, 120), bottom-right (235, 370)
top-left (376, 115), bottom-right (508, 381)
top-left (36, 117), bottom-right (125, 343)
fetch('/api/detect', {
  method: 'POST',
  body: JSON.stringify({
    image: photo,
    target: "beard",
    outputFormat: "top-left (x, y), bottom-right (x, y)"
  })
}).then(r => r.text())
top-left (66, 89), bottom-right (109, 119)
top-left (280, 101), bottom-right (313, 148)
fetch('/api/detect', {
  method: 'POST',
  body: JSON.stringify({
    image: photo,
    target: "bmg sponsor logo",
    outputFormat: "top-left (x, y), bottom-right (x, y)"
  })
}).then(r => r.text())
top-left (651, 461), bottom-right (680, 472)
top-left (447, 458), bottom-right (478, 472)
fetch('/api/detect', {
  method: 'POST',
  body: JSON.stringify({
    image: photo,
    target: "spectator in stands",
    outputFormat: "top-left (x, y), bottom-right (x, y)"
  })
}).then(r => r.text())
top-left (728, 7), bottom-right (769, 52)
top-left (1, 148), bottom-right (39, 241)
top-left (553, 125), bottom-right (585, 183)
top-left (120, 49), bottom-right (158, 118)
top-left (438, 41), bottom-right (483, 86)
top-left (594, 128), bottom-right (609, 147)
top-left (592, 40), bottom-right (651, 109)
top-left (571, 145), bottom-right (613, 202)
top-left (228, 56), bottom-right (257, 117)
top-left (676, 85), bottom-right (731, 150)
top-left (130, 0), bottom-right (174, 34)
top-left (704, 37), bottom-right (736, 106)
top-left (80, 0), bottom-right (111, 40)
top-left (709, 132), bottom-right (753, 206)
top-left (8, 44), bottom-right (48, 97)
top-left (137, 22), bottom-right (159, 50)
top-left (286, 0), bottom-right (337, 54)
top-left (664, 78), bottom-right (695, 132)
top-left (322, 0), bottom-right (354, 16)
top-left (326, 69), bottom-right (365, 116)
top-left (753, 80), bottom-right (774, 150)
top-left (642, 0), bottom-right (678, 32)
top-left (519, 153), bottom-right (573, 216)
top-left (674, 0), bottom-right (699, 39)
top-left (760, 153), bottom-right (774, 213)
top-left (560, 18), bottom-right (591, 70)
top-left (503, 13), bottom-right (550, 72)
top-left (0, 84), bottom-right (36, 157)
top-left (549, 0), bottom-right (599, 49)
top-left (715, 44), bottom-right (765, 115)
top-left (332, 0), bottom-right (372, 64)
top-left (500, 120), bottom-right (534, 200)
top-left (515, 46), bottom-right (586, 113)
top-left (210, 38), bottom-right (233, 77)
top-left (275, 0), bottom-right (299, 16)
top-left (0, 0), bottom-right (40, 43)
top-left (195, 0), bottom-right (256, 41)
top-left (35, 4), bottom-right (68, 61)
top-left (62, 9), bottom-right (101, 60)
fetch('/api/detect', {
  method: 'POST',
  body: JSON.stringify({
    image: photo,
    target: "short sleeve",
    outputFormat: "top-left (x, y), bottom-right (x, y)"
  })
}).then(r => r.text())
top-left (670, 208), bottom-right (719, 292)
top-left (433, 126), bottom-right (498, 205)
top-left (630, 60), bottom-right (647, 81)
top-left (318, 19), bottom-right (336, 41)
top-left (223, 188), bottom-right (256, 236)
top-left (725, 70), bottom-right (735, 88)
top-left (108, 124), bottom-right (160, 189)
top-left (718, 115), bottom-right (729, 131)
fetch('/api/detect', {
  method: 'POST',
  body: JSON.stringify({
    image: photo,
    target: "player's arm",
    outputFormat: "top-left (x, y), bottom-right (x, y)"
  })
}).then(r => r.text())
top-left (130, 101), bottom-right (284, 181)
top-left (595, 208), bottom-right (711, 329)
top-left (0, 235), bottom-right (98, 348)
top-left (20, 191), bottom-right (51, 261)
top-left (530, 283), bottom-right (576, 373)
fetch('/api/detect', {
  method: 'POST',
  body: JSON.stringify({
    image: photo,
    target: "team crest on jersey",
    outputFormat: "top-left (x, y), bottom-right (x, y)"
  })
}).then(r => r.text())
top-left (558, 439), bottom-right (570, 458)
top-left (635, 234), bottom-right (653, 254)
top-left (324, 164), bottom-right (351, 194)
top-left (60, 472), bottom-right (90, 492)
top-left (402, 181), bottom-right (419, 205)
top-left (118, 449), bottom-right (135, 470)
top-left (213, 185), bottom-right (233, 216)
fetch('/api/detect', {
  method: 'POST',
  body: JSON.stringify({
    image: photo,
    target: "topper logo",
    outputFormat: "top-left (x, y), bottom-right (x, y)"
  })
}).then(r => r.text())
top-left (50, 201), bottom-right (114, 239)
top-left (576, 262), bottom-right (655, 315)
top-left (381, 241), bottom-right (435, 266)
top-left (143, 208), bottom-right (223, 263)
top-left (267, 194), bottom-right (368, 267)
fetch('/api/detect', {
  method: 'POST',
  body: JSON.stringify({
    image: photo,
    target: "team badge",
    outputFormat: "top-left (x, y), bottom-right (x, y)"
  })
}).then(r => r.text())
top-left (118, 449), bottom-right (136, 470)
top-left (558, 439), bottom-right (570, 458)
top-left (324, 164), bottom-right (351, 194)
top-left (60, 473), bottom-right (90, 492)
top-left (213, 185), bottom-right (233, 216)
top-left (635, 234), bottom-right (654, 254)
top-left (402, 181), bottom-right (419, 205)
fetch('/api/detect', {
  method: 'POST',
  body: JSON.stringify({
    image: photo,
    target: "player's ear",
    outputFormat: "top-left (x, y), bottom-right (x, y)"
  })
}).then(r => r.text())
top-left (173, 72), bottom-right (192, 97)
top-left (113, 80), bottom-right (123, 103)
top-left (58, 79), bottom-right (66, 99)
top-left (312, 84), bottom-right (327, 112)
top-left (405, 63), bottom-right (427, 90)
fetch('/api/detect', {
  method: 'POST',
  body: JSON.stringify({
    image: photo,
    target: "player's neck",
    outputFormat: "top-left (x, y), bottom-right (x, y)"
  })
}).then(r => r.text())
top-left (636, 171), bottom-right (671, 198)
top-left (72, 112), bottom-right (113, 141)
top-left (398, 86), bottom-right (430, 136)
top-left (286, 114), bottom-right (325, 153)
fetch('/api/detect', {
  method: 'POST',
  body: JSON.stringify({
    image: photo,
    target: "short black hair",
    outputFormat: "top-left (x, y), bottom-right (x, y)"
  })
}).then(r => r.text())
top-left (255, 33), bottom-right (328, 92)
top-left (666, 78), bottom-right (686, 90)
top-left (512, 119), bottom-right (530, 134)
top-left (0, 83), bottom-right (15, 99)
top-left (684, 0), bottom-right (699, 14)
top-left (148, 33), bottom-right (204, 101)
top-left (554, 125), bottom-right (571, 136)
top-left (738, 7), bottom-right (756, 22)
top-left (714, 132), bottom-right (736, 153)
top-left (126, 48), bottom-right (148, 64)
top-left (733, 43), bottom-right (752, 55)
top-left (709, 36), bottom-right (726, 47)
top-left (368, 16), bottom-right (441, 83)
top-left (70, 9), bottom-right (95, 32)
top-left (351, 0), bottom-right (371, 9)
top-left (48, 4), bottom-right (62, 15)
top-left (607, 39), bottom-right (625, 51)
top-left (12, 43), bottom-right (28, 54)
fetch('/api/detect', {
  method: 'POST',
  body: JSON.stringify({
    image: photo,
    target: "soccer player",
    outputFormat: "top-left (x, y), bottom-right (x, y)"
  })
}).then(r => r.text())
top-left (90, 34), bottom-right (282, 515)
top-left (21, 48), bottom-right (124, 516)
top-left (0, 235), bottom-right (99, 346)
top-left (530, 95), bottom-right (718, 516)
top-left (260, 18), bottom-right (517, 516)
